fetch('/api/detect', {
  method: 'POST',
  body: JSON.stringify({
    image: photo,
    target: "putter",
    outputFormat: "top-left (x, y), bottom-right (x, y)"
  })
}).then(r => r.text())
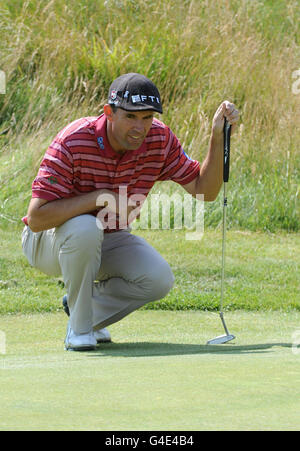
top-left (207, 118), bottom-right (236, 345)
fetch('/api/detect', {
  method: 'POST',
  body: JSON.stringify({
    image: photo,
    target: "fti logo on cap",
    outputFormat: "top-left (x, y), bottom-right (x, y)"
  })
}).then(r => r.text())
top-left (131, 94), bottom-right (160, 104)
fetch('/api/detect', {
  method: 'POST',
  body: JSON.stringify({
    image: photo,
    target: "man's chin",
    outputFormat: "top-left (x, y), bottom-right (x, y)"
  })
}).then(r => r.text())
top-left (126, 141), bottom-right (143, 151)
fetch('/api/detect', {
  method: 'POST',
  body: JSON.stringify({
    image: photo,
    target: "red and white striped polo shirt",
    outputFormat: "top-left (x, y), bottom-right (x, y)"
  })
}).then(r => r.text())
top-left (23, 114), bottom-right (200, 231)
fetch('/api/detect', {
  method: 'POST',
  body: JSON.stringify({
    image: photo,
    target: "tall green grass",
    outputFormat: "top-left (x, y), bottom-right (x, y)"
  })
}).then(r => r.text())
top-left (0, 0), bottom-right (299, 231)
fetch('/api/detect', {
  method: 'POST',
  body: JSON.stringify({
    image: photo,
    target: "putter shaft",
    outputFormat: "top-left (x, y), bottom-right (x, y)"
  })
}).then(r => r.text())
top-left (207, 119), bottom-right (235, 345)
top-left (219, 182), bottom-right (231, 337)
top-left (220, 182), bottom-right (227, 315)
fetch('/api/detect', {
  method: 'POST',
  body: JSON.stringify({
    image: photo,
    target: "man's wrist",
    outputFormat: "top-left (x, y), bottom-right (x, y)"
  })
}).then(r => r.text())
top-left (210, 129), bottom-right (224, 149)
top-left (211, 128), bottom-right (223, 142)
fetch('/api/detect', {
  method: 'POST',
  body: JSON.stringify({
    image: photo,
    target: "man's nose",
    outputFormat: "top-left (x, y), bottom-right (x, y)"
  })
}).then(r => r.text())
top-left (132, 119), bottom-right (145, 133)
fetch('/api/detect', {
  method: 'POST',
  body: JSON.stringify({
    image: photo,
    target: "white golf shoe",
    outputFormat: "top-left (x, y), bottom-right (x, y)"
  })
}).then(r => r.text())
top-left (64, 322), bottom-right (97, 351)
top-left (62, 295), bottom-right (111, 345)
top-left (94, 327), bottom-right (111, 343)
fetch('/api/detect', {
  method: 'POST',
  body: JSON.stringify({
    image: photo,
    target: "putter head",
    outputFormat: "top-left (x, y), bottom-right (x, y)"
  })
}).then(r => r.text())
top-left (207, 334), bottom-right (235, 345)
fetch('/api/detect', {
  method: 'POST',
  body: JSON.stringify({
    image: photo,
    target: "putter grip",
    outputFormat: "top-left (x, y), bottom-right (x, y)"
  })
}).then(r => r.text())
top-left (223, 118), bottom-right (231, 182)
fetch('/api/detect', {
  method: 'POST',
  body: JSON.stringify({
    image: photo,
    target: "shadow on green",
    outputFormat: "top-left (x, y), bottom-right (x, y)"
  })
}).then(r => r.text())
top-left (86, 341), bottom-right (292, 358)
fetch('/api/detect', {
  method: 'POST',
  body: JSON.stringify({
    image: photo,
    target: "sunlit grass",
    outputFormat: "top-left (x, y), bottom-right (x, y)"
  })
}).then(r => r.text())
top-left (0, 0), bottom-right (299, 231)
top-left (0, 227), bottom-right (299, 314)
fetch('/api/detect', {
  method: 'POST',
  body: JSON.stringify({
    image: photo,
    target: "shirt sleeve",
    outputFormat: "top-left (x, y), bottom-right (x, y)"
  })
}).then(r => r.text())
top-left (31, 137), bottom-right (74, 201)
top-left (158, 128), bottom-right (200, 185)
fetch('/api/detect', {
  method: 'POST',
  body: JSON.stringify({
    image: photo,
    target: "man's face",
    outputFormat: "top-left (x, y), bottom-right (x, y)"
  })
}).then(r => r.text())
top-left (104, 106), bottom-right (154, 153)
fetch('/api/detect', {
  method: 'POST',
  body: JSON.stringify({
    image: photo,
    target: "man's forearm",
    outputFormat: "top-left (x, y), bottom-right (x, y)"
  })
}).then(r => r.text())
top-left (196, 131), bottom-right (224, 201)
top-left (27, 190), bottom-right (114, 232)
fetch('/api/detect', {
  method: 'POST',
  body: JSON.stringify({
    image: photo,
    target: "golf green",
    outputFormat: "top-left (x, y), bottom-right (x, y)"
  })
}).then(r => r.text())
top-left (0, 310), bottom-right (299, 431)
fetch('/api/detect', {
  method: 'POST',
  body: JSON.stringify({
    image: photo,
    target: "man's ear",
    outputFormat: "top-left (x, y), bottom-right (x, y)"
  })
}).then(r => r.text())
top-left (103, 104), bottom-right (114, 122)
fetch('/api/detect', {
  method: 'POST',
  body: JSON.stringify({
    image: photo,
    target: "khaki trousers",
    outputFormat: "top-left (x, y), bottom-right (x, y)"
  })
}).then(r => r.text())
top-left (22, 215), bottom-right (175, 334)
